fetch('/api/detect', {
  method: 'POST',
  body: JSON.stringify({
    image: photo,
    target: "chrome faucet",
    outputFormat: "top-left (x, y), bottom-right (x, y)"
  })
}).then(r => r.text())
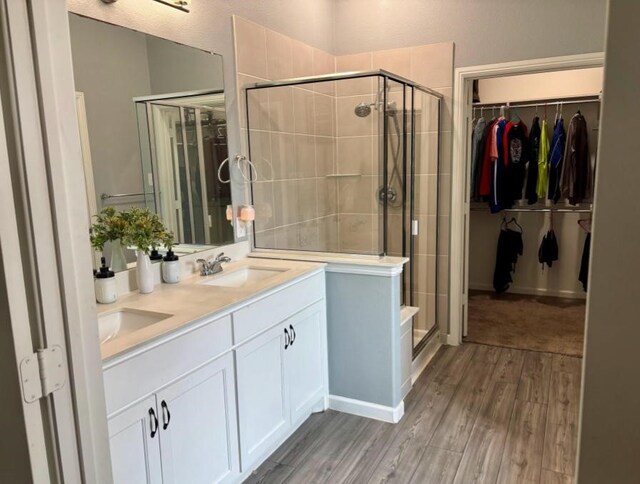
top-left (196, 253), bottom-right (231, 276)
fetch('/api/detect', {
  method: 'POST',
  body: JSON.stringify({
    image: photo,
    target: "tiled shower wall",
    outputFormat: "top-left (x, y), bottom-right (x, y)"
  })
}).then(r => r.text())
top-left (335, 44), bottom-right (454, 337)
top-left (234, 15), bottom-right (454, 335)
top-left (233, 16), bottom-right (340, 252)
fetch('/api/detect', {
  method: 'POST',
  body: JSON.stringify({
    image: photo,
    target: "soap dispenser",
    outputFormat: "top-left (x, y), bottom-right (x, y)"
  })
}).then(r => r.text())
top-left (162, 249), bottom-right (181, 284)
top-left (95, 257), bottom-right (117, 304)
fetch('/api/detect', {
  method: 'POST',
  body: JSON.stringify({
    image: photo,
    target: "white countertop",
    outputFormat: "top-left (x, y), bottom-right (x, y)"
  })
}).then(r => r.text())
top-left (97, 257), bottom-right (325, 360)
top-left (249, 250), bottom-right (408, 268)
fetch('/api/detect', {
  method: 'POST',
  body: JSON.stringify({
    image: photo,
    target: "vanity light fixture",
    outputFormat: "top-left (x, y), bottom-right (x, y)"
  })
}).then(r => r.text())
top-left (153, 0), bottom-right (190, 12)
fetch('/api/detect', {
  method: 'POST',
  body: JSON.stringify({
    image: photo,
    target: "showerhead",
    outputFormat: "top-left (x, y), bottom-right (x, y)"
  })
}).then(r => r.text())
top-left (354, 102), bottom-right (372, 117)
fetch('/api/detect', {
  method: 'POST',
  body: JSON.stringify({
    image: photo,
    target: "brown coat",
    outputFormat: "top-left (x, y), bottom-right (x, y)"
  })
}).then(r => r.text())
top-left (560, 113), bottom-right (592, 204)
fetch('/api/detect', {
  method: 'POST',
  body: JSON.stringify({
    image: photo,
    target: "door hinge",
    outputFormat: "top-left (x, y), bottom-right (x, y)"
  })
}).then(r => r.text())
top-left (19, 345), bottom-right (66, 403)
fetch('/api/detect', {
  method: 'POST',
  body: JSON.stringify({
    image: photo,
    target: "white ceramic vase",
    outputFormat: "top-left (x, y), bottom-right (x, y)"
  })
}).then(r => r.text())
top-left (110, 238), bottom-right (128, 272)
top-left (136, 250), bottom-right (154, 294)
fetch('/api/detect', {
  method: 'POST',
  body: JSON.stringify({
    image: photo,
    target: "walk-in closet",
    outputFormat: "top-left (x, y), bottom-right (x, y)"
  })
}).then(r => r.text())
top-left (464, 68), bottom-right (601, 357)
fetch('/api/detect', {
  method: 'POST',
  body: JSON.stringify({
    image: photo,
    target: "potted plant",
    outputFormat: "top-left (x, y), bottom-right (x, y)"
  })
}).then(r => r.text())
top-left (89, 207), bottom-right (128, 272)
top-left (160, 231), bottom-right (180, 284)
top-left (121, 208), bottom-right (169, 294)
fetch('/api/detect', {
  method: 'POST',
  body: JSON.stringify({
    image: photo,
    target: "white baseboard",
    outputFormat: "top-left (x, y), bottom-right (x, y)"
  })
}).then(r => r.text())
top-left (328, 395), bottom-right (404, 423)
top-left (411, 331), bottom-right (442, 383)
top-left (469, 282), bottom-right (586, 299)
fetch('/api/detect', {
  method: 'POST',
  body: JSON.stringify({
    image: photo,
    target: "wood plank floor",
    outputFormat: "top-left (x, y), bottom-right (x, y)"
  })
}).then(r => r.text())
top-left (244, 344), bottom-right (582, 484)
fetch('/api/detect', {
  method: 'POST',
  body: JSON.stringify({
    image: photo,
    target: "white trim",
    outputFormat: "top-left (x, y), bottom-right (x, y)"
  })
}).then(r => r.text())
top-left (324, 264), bottom-right (403, 277)
top-left (469, 283), bottom-right (586, 300)
top-left (412, 330), bottom-right (442, 382)
top-left (449, 53), bottom-right (605, 346)
top-left (328, 395), bottom-right (405, 423)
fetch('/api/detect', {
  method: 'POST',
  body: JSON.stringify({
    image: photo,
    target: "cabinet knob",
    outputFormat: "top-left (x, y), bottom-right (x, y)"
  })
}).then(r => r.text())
top-left (161, 400), bottom-right (171, 430)
top-left (284, 328), bottom-right (290, 350)
top-left (149, 407), bottom-right (159, 438)
top-left (289, 324), bottom-right (296, 345)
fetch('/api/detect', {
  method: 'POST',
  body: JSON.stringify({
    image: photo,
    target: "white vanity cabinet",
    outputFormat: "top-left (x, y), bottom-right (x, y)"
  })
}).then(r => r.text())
top-left (106, 353), bottom-right (239, 484)
top-left (102, 269), bottom-right (328, 483)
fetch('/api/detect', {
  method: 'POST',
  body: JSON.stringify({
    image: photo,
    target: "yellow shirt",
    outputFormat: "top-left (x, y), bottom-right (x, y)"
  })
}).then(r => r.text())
top-left (536, 119), bottom-right (550, 198)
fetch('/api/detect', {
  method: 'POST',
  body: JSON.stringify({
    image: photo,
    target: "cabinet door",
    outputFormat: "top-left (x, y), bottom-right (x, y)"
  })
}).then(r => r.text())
top-left (107, 396), bottom-right (162, 484)
top-left (156, 353), bottom-right (240, 484)
top-left (235, 323), bottom-right (289, 471)
top-left (286, 301), bottom-right (326, 423)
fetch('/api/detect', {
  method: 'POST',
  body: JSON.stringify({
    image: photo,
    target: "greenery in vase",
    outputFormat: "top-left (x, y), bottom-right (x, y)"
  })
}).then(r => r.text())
top-left (89, 207), bottom-right (128, 251)
top-left (122, 207), bottom-right (173, 255)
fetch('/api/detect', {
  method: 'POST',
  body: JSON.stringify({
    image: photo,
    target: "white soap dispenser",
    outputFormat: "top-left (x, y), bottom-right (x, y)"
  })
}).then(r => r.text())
top-left (95, 257), bottom-right (117, 304)
top-left (162, 249), bottom-right (181, 284)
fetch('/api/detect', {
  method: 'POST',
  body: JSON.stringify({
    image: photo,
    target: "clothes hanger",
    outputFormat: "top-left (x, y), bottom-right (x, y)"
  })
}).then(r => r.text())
top-left (578, 218), bottom-right (592, 233)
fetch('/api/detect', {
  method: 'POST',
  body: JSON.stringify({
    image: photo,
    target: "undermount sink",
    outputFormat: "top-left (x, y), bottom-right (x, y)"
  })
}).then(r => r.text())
top-left (98, 308), bottom-right (172, 344)
top-left (200, 266), bottom-right (287, 288)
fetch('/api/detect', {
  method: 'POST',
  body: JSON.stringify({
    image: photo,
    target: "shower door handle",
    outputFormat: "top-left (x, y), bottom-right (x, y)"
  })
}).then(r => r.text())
top-left (411, 219), bottom-right (419, 236)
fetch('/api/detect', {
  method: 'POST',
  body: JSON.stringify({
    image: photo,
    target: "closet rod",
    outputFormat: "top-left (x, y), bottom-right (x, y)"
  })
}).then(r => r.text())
top-left (470, 207), bottom-right (592, 213)
top-left (472, 97), bottom-right (600, 110)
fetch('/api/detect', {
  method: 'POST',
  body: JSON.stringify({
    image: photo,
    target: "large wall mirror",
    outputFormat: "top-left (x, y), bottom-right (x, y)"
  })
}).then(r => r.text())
top-left (69, 13), bottom-right (233, 270)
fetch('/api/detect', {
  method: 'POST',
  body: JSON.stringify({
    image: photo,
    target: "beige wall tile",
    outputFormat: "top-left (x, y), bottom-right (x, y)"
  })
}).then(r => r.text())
top-left (252, 181), bottom-right (275, 232)
top-left (414, 254), bottom-right (437, 294)
top-left (294, 134), bottom-right (316, 178)
top-left (297, 178), bottom-right (318, 222)
top-left (337, 136), bottom-right (373, 175)
top-left (434, 86), bottom-right (453, 131)
top-left (337, 175), bottom-right (375, 214)
top-left (316, 178), bottom-right (337, 217)
top-left (336, 53), bottom-right (374, 96)
top-left (291, 39), bottom-right (313, 78)
top-left (315, 137), bottom-right (336, 176)
top-left (273, 180), bottom-right (300, 226)
top-left (338, 214), bottom-right (375, 254)
top-left (248, 129), bottom-right (272, 180)
top-left (415, 214), bottom-right (438, 256)
top-left (415, 131), bottom-right (439, 175)
top-left (254, 228), bottom-right (276, 248)
top-left (440, 130), bottom-right (453, 174)
top-left (438, 214), bottom-right (450, 256)
top-left (337, 95), bottom-right (375, 137)
top-left (299, 220), bottom-right (320, 251)
top-left (410, 43), bottom-right (454, 89)
top-left (234, 17), bottom-right (267, 78)
top-left (387, 213), bottom-right (403, 256)
top-left (266, 29), bottom-right (293, 80)
top-left (312, 48), bottom-right (336, 95)
top-left (293, 87), bottom-right (315, 134)
top-left (318, 215), bottom-right (339, 252)
top-left (415, 174), bottom-right (438, 215)
top-left (240, 74), bottom-right (269, 130)
top-left (275, 223), bottom-right (299, 249)
top-left (314, 94), bottom-right (335, 137)
top-left (268, 86), bottom-right (295, 132)
top-left (414, 292), bottom-right (436, 334)
top-left (269, 132), bottom-right (295, 180)
top-left (438, 173), bottom-right (451, 216)
top-left (372, 48), bottom-right (411, 78)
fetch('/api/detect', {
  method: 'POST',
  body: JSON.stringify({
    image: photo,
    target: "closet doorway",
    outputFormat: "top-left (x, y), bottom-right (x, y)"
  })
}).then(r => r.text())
top-left (450, 54), bottom-right (605, 356)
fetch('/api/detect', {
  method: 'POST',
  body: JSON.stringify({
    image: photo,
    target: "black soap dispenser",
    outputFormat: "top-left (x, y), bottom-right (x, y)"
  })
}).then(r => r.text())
top-left (95, 257), bottom-right (117, 304)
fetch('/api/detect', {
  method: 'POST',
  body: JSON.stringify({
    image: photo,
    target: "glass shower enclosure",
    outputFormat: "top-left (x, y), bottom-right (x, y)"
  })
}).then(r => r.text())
top-left (245, 70), bottom-right (443, 356)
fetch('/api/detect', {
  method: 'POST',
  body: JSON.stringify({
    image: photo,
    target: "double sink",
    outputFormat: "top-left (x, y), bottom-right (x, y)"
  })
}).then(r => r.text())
top-left (98, 266), bottom-right (286, 344)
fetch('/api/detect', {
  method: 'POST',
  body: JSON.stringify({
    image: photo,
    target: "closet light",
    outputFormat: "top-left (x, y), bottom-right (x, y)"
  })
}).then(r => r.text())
top-left (153, 0), bottom-right (190, 12)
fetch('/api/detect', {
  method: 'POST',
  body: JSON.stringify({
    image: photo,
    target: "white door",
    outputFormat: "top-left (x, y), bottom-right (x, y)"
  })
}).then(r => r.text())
top-left (156, 353), bottom-right (240, 484)
top-left (107, 396), bottom-right (162, 484)
top-left (286, 302), bottom-right (326, 423)
top-left (235, 323), bottom-right (290, 471)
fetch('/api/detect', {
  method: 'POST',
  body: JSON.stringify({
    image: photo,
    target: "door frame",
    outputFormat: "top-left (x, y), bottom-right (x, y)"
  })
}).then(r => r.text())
top-left (448, 52), bottom-right (605, 345)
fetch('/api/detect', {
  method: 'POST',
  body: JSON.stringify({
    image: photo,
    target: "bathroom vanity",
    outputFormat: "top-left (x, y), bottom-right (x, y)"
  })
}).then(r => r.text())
top-left (98, 258), bottom-right (327, 483)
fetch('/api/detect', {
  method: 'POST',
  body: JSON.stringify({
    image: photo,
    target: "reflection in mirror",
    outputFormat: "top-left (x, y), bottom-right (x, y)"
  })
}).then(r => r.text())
top-left (68, 13), bottom-right (233, 271)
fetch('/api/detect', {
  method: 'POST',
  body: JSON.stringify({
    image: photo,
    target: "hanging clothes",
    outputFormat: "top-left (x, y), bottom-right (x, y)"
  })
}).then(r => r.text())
top-left (525, 116), bottom-right (541, 204)
top-left (548, 118), bottom-right (566, 203)
top-left (579, 232), bottom-right (591, 291)
top-left (503, 120), bottom-right (529, 207)
top-left (489, 118), bottom-right (508, 213)
top-left (493, 222), bottom-right (524, 293)
top-left (561, 112), bottom-right (592, 204)
top-left (538, 229), bottom-right (559, 268)
top-left (478, 119), bottom-right (499, 198)
top-left (470, 116), bottom-right (487, 201)
top-left (536, 119), bottom-right (550, 199)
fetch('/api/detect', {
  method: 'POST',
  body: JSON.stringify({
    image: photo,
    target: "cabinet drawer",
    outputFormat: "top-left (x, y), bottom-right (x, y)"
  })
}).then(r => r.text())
top-left (103, 315), bottom-right (232, 416)
top-left (233, 272), bottom-right (325, 344)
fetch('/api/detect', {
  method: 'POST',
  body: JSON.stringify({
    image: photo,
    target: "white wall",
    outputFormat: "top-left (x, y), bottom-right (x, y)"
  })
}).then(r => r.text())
top-left (478, 67), bottom-right (603, 104)
top-left (332, 0), bottom-right (607, 67)
top-left (577, 1), bottom-right (640, 482)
